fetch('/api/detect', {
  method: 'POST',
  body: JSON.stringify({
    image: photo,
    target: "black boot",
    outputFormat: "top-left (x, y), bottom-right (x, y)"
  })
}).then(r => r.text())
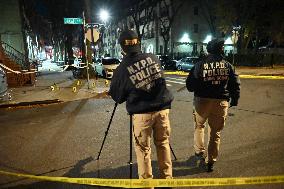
top-left (195, 152), bottom-right (205, 161)
top-left (207, 162), bottom-right (214, 172)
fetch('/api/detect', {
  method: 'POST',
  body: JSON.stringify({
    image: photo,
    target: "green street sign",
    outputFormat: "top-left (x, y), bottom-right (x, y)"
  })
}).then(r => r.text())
top-left (64, 18), bottom-right (83, 25)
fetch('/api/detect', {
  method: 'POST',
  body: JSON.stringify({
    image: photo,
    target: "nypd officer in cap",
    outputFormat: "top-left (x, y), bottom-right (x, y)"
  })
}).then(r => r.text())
top-left (186, 38), bottom-right (240, 172)
top-left (109, 29), bottom-right (174, 185)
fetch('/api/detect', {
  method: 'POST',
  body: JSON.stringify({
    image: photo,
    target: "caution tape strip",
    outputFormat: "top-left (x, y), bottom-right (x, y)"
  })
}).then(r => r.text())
top-left (0, 63), bottom-right (21, 74)
top-left (164, 71), bottom-right (284, 79)
top-left (62, 64), bottom-right (88, 72)
top-left (239, 74), bottom-right (284, 79)
top-left (0, 170), bottom-right (283, 188)
top-left (164, 71), bottom-right (189, 76)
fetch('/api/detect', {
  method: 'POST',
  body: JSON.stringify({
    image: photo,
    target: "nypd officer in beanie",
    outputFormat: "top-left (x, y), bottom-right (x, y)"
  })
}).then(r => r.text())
top-left (186, 38), bottom-right (240, 172)
top-left (109, 29), bottom-right (174, 185)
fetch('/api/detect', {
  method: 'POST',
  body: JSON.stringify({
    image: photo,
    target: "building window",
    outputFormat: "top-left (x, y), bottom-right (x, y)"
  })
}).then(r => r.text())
top-left (160, 45), bottom-right (163, 54)
top-left (194, 24), bottom-right (198, 33)
top-left (194, 7), bottom-right (198, 15)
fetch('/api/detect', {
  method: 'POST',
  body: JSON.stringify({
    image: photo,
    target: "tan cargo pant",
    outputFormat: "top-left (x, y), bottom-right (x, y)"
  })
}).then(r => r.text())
top-left (132, 109), bottom-right (172, 181)
top-left (193, 97), bottom-right (229, 163)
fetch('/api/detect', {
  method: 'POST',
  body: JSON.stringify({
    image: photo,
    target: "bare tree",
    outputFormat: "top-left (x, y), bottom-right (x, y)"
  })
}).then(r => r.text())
top-left (214, 0), bottom-right (284, 53)
top-left (159, 0), bottom-right (183, 55)
top-left (23, 0), bottom-right (84, 64)
top-left (198, 0), bottom-right (216, 36)
top-left (129, 0), bottom-right (157, 41)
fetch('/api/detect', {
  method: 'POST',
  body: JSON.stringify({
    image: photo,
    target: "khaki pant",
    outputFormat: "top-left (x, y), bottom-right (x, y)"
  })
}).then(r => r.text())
top-left (132, 109), bottom-right (172, 181)
top-left (193, 97), bottom-right (228, 163)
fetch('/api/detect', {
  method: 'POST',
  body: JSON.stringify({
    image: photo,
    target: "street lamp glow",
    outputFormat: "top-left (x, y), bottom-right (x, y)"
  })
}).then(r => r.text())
top-left (203, 35), bottom-right (212, 43)
top-left (99, 9), bottom-right (110, 23)
top-left (180, 33), bottom-right (191, 43)
top-left (224, 37), bottom-right (233, 45)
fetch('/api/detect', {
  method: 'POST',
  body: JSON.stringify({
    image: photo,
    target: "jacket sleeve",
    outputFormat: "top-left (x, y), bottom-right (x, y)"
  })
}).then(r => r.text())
top-left (186, 66), bottom-right (197, 92)
top-left (109, 66), bottom-right (128, 104)
top-left (228, 65), bottom-right (241, 105)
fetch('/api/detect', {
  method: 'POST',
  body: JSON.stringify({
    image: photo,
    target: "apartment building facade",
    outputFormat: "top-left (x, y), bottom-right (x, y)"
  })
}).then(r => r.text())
top-left (0, 0), bottom-right (26, 55)
top-left (102, 0), bottom-right (234, 59)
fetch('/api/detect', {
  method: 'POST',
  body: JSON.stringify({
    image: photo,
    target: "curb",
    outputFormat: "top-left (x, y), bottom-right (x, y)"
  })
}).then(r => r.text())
top-left (0, 99), bottom-right (62, 109)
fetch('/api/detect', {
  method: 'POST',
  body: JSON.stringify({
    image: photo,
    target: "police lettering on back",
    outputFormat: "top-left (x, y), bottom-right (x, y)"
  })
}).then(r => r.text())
top-left (127, 57), bottom-right (162, 89)
top-left (202, 60), bottom-right (229, 84)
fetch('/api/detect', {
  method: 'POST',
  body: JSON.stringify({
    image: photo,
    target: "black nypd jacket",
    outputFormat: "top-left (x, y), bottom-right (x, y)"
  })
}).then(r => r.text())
top-left (186, 54), bottom-right (240, 103)
top-left (109, 52), bottom-right (174, 114)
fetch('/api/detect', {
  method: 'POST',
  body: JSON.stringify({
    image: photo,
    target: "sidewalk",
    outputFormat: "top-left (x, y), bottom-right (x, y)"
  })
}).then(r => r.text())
top-left (235, 66), bottom-right (284, 76)
top-left (0, 70), bottom-right (110, 108)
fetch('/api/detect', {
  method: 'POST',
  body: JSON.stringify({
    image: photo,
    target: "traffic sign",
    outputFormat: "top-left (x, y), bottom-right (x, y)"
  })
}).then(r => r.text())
top-left (85, 28), bottom-right (100, 42)
top-left (64, 18), bottom-right (83, 25)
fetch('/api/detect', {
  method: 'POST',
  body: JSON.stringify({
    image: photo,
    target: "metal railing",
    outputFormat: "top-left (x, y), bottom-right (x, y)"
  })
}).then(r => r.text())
top-left (0, 41), bottom-right (29, 69)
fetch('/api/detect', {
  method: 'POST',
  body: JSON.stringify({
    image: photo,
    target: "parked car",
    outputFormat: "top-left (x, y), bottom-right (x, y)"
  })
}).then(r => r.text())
top-left (162, 60), bottom-right (177, 70)
top-left (93, 57), bottom-right (120, 79)
top-left (176, 57), bottom-right (199, 71)
top-left (157, 55), bottom-right (177, 70)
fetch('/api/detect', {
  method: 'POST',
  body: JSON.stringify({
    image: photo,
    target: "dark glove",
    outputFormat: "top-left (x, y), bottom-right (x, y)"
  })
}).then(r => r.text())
top-left (230, 99), bottom-right (238, 107)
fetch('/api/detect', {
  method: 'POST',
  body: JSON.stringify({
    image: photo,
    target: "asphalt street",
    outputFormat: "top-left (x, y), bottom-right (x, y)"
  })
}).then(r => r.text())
top-left (0, 76), bottom-right (284, 189)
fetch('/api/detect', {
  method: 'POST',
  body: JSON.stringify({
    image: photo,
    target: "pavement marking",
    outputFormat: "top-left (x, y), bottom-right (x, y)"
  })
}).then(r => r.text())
top-left (165, 77), bottom-right (187, 81)
top-left (0, 170), bottom-right (283, 188)
top-left (166, 77), bottom-right (186, 85)
top-left (166, 80), bottom-right (185, 85)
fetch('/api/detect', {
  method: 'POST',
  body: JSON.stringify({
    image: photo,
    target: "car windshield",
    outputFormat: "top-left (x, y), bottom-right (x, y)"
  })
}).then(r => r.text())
top-left (180, 57), bottom-right (198, 63)
top-left (102, 58), bottom-right (120, 65)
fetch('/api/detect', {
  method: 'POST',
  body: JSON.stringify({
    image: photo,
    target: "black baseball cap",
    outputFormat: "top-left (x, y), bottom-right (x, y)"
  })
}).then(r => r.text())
top-left (118, 29), bottom-right (141, 53)
top-left (206, 38), bottom-right (225, 55)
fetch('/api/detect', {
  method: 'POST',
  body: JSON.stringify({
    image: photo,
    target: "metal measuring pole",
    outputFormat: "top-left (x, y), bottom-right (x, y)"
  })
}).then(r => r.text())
top-left (129, 114), bottom-right (133, 179)
top-left (97, 103), bottom-right (118, 160)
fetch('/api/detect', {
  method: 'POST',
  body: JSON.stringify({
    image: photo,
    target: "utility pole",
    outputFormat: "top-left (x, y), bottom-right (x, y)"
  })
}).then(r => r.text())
top-left (232, 26), bottom-right (240, 66)
top-left (83, 11), bottom-right (90, 89)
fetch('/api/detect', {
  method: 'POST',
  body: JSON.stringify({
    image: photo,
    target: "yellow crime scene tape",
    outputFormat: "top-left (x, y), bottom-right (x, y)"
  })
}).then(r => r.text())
top-left (0, 170), bottom-right (283, 188)
top-left (164, 71), bottom-right (189, 76)
top-left (0, 63), bottom-right (28, 74)
top-left (164, 71), bottom-right (284, 79)
top-left (239, 74), bottom-right (284, 79)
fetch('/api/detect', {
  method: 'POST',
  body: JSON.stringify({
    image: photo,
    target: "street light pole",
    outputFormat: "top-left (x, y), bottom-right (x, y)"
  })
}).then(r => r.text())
top-left (83, 11), bottom-right (90, 89)
top-left (99, 9), bottom-right (109, 57)
top-left (232, 26), bottom-right (240, 66)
